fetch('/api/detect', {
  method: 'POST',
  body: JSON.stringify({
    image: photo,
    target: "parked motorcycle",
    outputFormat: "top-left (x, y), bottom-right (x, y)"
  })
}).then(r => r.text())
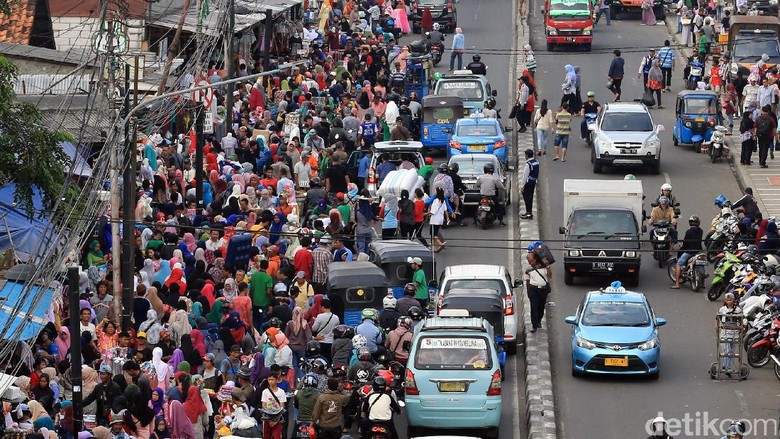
top-left (477, 196), bottom-right (496, 229)
top-left (746, 315), bottom-right (780, 368)
top-left (584, 113), bottom-right (598, 146)
top-left (650, 220), bottom-right (673, 268)
top-left (708, 125), bottom-right (729, 163)
top-left (667, 252), bottom-right (708, 292)
top-left (707, 251), bottom-right (743, 301)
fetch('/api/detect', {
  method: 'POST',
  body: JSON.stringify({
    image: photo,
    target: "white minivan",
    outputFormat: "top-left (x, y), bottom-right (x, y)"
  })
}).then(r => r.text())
top-left (437, 264), bottom-right (522, 354)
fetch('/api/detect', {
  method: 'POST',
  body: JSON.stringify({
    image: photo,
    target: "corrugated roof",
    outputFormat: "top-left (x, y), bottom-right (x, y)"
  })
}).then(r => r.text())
top-left (49, 0), bottom-right (147, 18)
top-left (0, 41), bottom-right (95, 67)
top-left (40, 107), bottom-right (116, 143)
top-left (152, 0), bottom-right (303, 36)
top-left (0, 0), bottom-right (36, 45)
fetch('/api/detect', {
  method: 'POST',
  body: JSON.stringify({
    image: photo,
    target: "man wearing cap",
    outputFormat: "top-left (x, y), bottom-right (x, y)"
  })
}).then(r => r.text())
top-left (235, 367), bottom-right (256, 403)
top-left (291, 270), bottom-right (316, 309)
top-left (409, 257), bottom-right (429, 309)
top-left (222, 345), bottom-right (243, 383)
top-left (579, 91), bottom-right (601, 141)
top-left (135, 332), bottom-right (152, 361)
top-left (82, 364), bottom-right (122, 426)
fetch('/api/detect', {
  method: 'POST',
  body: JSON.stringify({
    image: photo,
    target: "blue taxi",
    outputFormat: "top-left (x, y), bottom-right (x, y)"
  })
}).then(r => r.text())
top-left (564, 281), bottom-right (667, 379)
top-left (447, 115), bottom-right (507, 164)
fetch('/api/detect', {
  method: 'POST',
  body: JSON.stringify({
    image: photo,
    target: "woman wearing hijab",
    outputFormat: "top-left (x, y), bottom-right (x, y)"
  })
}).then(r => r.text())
top-left (221, 278), bottom-right (238, 303)
top-left (268, 213), bottom-right (287, 244)
top-left (221, 311), bottom-right (247, 345)
top-left (561, 64), bottom-right (577, 109)
top-left (205, 298), bottom-right (225, 325)
top-left (168, 308), bottom-right (192, 345)
top-left (166, 372), bottom-right (190, 404)
top-left (124, 385), bottom-right (154, 439)
top-left (304, 294), bottom-right (325, 325)
top-left (54, 327), bottom-right (71, 363)
top-left (149, 388), bottom-right (167, 420)
top-left (641, 0), bottom-right (657, 25)
top-left (188, 302), bottom-right (204, 328)
top-left (646, 59), bottom-right (665, 108)
top-left (145, 287), bottom-right (165, 320)
top-left (85, 240), bottom-right (105, 267)
top-left (31, 373), bottom-right (56, 415)
top-left (151, 347), bottom-right (171, 392)
top-left (139, 310), bottom-right (162, 346)
top-left (183, 386), bottom-right (208, 438)
top-left (167, 400), bottom-right (196, 439)
top-left (186, 260), bottom-right (207, 285)
top-left (285, 307), bottom-right (311, 378)
top-left (179, 335), bottom-right (202, 370)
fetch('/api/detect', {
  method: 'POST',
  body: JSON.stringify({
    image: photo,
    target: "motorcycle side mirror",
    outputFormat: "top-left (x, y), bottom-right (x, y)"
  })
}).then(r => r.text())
top-left (492, 90), bottom-right (497, 96)
top-left (559, 226), bottom-right (566, 234)
top-left (513, 279), bottom-right (523, 288)
top-left (541, 8), bottom-right (546, 14)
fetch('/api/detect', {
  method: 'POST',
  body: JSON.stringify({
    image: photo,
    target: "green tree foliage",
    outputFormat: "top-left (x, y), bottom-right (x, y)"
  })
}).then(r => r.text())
top-left (0, 55), bottom-right (74, 219)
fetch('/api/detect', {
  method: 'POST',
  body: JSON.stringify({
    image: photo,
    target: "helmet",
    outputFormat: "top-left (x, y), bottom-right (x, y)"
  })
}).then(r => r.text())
top-left (661, 183), bottom-right (672, 192)
top-left (432, 22), bottom-right (440, 31)
top-left (764, 254), bottom-right (779, 268)
top-left (658, 196), bottom-right (670, 205)
top-left (689, 215), bottom-right (700, 226)
top-left (397, 316), bottom-right (412, 329)
top-left (403, 283), bottom-right (416, 296)
top-left (387, 19), bottom-right (395, 26)
top-left (438, 162), bottom-right (449, 172)
top-left (624, 174), bottom-right (636, 180)
top-left (721, 206), bottom-right (732, 217)
top-left (383, 294), bottom-right (397, 309)
top-left (433, 72), bottom-right (443, 82)
top-left (357, 347), bottom-right (372, 362)
top-left (715, 194), bottom-right (728, 207)
top-left (485, 97), bottom-right (496, 109)
top-left (310, 177), bottom-right (322, 188)
top-left (408, 306), bottom-right (424, 321)
top-left (302, 373), bottom-right (319, 388)
top-left (651, 416), bottom-right (667, 425)
top-left (449, 162), bottom-right (459, 173)
top-left (483, 163), bottom-right (495, 173)
top-left (311, 358), bottom-right (328, 373)
top-left (372, 376), bottom-right (388, 392)
top-left (306, 340), bottom-right (321, 357)
top-left (747, 244), bottom-right (759, 255)
top-left (361, 308), bottom-right (377, 321)
top-left (333, 324), bottom-right (353, 339)
top-left (727, 421), bottom-right (745, 436)
top-left (400, 96), bottom-right (410, 106)
top-left (586, 91), bottom-right (595, 97)
top-left (473, 54), bottom-right (481, 62)
top-left (376, 351), bottom-right (392, 365)
top-left (268, 317), bottom-right (282, 328)
top-left (352, 334), bottom-right (368, 349)
top-left (424, 157), bottom-right (434, 165)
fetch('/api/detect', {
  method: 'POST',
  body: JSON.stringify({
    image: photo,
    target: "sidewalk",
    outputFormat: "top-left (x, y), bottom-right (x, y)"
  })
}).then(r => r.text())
top-left (663, 15), bottom-right (777, 218)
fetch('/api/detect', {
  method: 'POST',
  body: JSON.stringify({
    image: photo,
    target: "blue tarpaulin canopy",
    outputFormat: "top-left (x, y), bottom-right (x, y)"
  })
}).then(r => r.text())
top-left (0, 278), bottom-right (54, 341)
top-left (0, 184), bottom-right (54, 261)
top-left (59, 141), bottom-right (93, 178)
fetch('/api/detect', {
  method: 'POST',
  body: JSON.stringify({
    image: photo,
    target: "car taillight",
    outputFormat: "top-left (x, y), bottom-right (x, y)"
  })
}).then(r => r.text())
top-left (405, 369), bottom-right (419, 395)
top-left (447, 2), bottom-right (453, 10)
top-left (487, 369), bottom-right (501, 395)
top-left (494, 140), bottom-right (506, 149)
top-left (481, 198), bottom-right (490, 205)
top-left (505, 294), bottom-right (514, 315)
top-left (368, 167), bottom-right (375, 184)
top-left (450, 140), bottom-right (461, 150)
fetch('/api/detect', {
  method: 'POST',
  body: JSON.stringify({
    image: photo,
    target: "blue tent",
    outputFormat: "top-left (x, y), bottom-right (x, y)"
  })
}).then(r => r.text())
top-left (0, 184), bottom-right (54, 261)
top-left (0, 279), bottom-right (55, 341)
top-left (59, 141), bottom-right (93, 178)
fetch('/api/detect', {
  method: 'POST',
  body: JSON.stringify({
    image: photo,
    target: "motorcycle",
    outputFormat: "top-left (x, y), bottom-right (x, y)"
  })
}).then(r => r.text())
top-left (708, 125), bottom-right (729, 163)
top-left (650, 220), bottom-right (673, 268)
top-left (476, 196), bottom-right (496, 229)
top-left (363, 400), bottom-right (405, 439)
top-left (705, 211), bottom-right (741, 262)
top-left (584, 113), bottom-right (598, 146)
top-left (427, 39), bottom-right (444, 66)
top-left (707, 251), bottom-right (743, 301)
top-left (667, 252), bottom-right (708, 292)
top-left (294, 420), bottom-right (312, 438)
top-left (746, 314), bottom-right (780, 368)
top-left (686, 58), bottom-right (704, 90)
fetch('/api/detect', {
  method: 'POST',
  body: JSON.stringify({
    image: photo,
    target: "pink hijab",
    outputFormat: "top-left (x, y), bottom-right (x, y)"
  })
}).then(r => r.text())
top-left (201, 281), bottom-right (216, 307)
top-left (55, 327), bottom-right (70, 362)
top-left (168, 400), bottom-right (195, 439)
top-left (183, 233), bottom-right (197, 253)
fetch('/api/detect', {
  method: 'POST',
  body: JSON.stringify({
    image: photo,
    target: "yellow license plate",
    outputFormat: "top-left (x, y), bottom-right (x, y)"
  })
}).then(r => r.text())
top-left (470, 145), bottom-right (486, 151)
top-left (605, 357), bottom-right (628, 367)
top-left (439, 382), bottom-right (466, 392)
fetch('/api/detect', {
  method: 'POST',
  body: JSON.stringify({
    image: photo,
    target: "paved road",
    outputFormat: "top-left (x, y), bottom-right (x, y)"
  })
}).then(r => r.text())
top-left (526, 6), bottom-right (780, 439)
top-left (337, 0), bottom-right (527, 437)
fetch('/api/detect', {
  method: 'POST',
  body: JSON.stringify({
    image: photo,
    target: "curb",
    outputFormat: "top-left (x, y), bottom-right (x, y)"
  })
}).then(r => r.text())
top-left (662, 16), bottom-right (770, 214)
top-left (513, 0), bottom-right (558, 437)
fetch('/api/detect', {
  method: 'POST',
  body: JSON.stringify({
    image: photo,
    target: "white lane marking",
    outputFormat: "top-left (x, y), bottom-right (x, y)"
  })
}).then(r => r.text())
top-left (735, 389), bottom-right (751, 418)
top-left (511, 354), bottom-right (522, 439)
top-left (663, 172), bottom-right (671, 185)
top-left (474, 0), bottom-right (483, 21)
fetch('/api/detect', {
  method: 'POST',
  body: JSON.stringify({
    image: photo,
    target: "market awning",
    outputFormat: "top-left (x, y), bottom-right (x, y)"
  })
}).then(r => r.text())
top-left (152, 0), bottom-right (303, 36)
top-left (0, 269), bottom-right (55, 341)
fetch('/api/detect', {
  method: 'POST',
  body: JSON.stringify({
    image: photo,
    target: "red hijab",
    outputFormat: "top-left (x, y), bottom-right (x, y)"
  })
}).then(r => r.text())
top-left (182, 386), bottom-right (207, 423)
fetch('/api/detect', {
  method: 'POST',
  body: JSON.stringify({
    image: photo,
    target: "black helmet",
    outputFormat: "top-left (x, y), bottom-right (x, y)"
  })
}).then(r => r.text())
top-left (400, 104), bottom-right (409, 112)
top-left (372, 376), bottom-right (388, 392)
top-left (449, 162), bottom-right (459, 173)
top-left (312, 358), bottom-right (328, 372)
top-left (473, 54), bottom-right (481, 62)
top-left (485, 97), bottom-right (496, 109)
top-left (400, 96), bottom-right (411, 106)
top-left (268, 317), bottom-right (282, 328)
top-left (310, 177), bottom-right (322, 187)
top-left (408, 306), bottom-right (424, 321)
top-left (483, 163), bottom-right (495, 173)
top-left (375, 351), bottom-right (391, 365)
top-left (438, 162), bottom-right (449, 172)
top-left (333, 324), bottom-right (354, 339)
top-left (689, 215), bottom-right (700, 227)
top-left (306, 340), bottom-right (321, 357)
top-left (403, 283), bottom-right (416, 296)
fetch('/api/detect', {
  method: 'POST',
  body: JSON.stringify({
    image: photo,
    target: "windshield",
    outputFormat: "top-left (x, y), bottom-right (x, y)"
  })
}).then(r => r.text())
top-left (419, 0), bottom-right (447, 4)
top-left (443, 279), bottom-right (506, 295)
top-left (452, 158), bottom-right (494, 174)
top-left (581, 301), bottom-right (651, 326)
top-left (457, 124), bottom-right (499, 136)
top-left (569, 210), bottom-right (637, 236)
top-left (436, 81), bottom-right (484, 100)
top-left (549, 0), bottom-right (591, 16)
top-left (682, 98), bottom-right (718, 115)
top-left (600, 112), bottom-right (653, 131)
top-left (414, 336), bottom-right (493, 369)
top-left (733, 35), bottom-right (780, 62)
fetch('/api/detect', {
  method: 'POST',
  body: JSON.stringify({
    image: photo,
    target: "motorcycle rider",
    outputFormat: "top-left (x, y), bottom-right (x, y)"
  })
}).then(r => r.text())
top-left (475, 163), bottom-right (506, 226)
top-left (407, 305), bottom-right (426, 332)
top-left (385, 316), bottom-right (413, 365)
top-left (294, 373), bottom-right (322, 429)
top-left (331, 325), bottom-right (355, 370)
top-left (378, 294), bottom-right (401, 332)
top-left (653, 183), bottom-right (679, 210)
top-left (580, 91), bottom-right (602, 141)
top-left (396, 283), bottom-right (420, 316)
top-left (449, 162), bottom-right (466, 225)
top-left (349, 347), bottom-right (376, 384)
top-left (647, 416), bottom-right (673, 438)
top-left (425, 23), bottom-right (445, 52)
top-left (466, 54), bottom-right (487, 75)
top-left (732, 187), bottom-right (762, 223)
top-left (648, 196), bottom-right (678, 239)
top-left (482, 97), bottom-right (499, 118)
top-left (672, 215), bottom-right (704, 289)
top-left (720, 420), bottom-right (746, 439)
top-left (360, 376), bottom-right (402, 439)
top-left (356, 308), bottom-right (385, 358)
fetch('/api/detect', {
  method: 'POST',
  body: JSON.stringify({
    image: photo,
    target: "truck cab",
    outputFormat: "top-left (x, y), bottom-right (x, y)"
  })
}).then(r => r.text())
top-left (541, 0), bottom-right (594, 52)
top-left (559, 179), bottom-right (644, 287)
top-left (727, 16), bottom-right (780, 77)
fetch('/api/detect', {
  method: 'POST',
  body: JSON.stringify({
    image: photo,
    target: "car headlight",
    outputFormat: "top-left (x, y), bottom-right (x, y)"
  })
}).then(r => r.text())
top-left (771, 0), bottom-right (777, 5)
top-left (598, 139), bottom-right (611, 149)
top-left (645, 139), bottom-right (660, 149)
top-left (583, 27), bottom-right (592, 35)
top-left (576, 336), bottom-right (596, 350)
top-left (623, 250), bottom-right (636, 258)
top-left (638, 338), bottom-right (658, 350)
top-left (568, 250), bottom-right (581, 257)
top-left (684, 121), bottom-right (693, 128)
top-left (546, 26), bottom-right (557, 35)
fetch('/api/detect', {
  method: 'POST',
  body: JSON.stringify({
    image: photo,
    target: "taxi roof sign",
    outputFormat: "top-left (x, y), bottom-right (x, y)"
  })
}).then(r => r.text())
top-left (438, 309), bottom-right (471, 318)
top-left (601, 281), bottom-right (627, 293)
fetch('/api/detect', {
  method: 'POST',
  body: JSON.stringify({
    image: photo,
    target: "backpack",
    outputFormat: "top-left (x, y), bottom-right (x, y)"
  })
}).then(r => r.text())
top-left (757, 115), bottom-right (773, 137)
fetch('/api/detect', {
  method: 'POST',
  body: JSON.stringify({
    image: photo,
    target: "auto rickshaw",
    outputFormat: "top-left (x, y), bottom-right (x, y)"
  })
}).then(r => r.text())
top-left (405, 49), bottom-right (432, 101)
top-left (420, 95), bottom-right (464, 150)
top-left (326, 261), bottom-right (388, 326)
top-left (368, 240), bottom-right (436, 304)
top-left (672, 90), bottom-right (722, 152)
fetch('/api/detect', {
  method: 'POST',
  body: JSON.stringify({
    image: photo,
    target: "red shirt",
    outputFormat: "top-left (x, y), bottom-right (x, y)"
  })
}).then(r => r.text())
top-left (413, 199), bottom-right (426, 223)
top-left (294, 248), bottom-right (314, 279)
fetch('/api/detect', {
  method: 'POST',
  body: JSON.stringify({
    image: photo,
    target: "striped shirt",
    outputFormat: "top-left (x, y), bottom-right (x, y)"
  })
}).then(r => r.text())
top-left (312, 246), bottom-right (333, 284)
top-left (657, 46), bottom-right (675, 69)
top-left (554, 110), bottom-right (572, 136)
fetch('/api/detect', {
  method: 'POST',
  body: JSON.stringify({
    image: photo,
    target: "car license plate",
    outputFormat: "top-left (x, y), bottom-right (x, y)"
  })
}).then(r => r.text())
top-left (566, 37), bottom-right (576, 42)
top-left (605, 357), bottom-right (628, 367)
top-left (691, 68), bottom-right (702, 76)
top-left (478, 205), bottom-right (491, 211)
top-left (470, 145), bottom-right (486, 151)
top-left (439, 382), bottom-right (466, 392)
top-left (620, 149), bottom-right (637, 154)
top-left (592, 262), bottom-right (614, 270)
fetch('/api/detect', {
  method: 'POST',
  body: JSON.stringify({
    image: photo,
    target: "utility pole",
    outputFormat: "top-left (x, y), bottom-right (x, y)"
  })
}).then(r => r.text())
top-left (224, 0), bottom-right (235, 132)
top-left (157, 0), bottom-right (193, 95)
top-left (106, 30), bottom-right (122, 324)
top-left (263, 9), bottom-right (273, 88)
top-left (121, 62), bottom-right (135, 331)
top-left (195, 103), bottom-right (205, 214)
top-left (68, 266), bottom-right (83, 433)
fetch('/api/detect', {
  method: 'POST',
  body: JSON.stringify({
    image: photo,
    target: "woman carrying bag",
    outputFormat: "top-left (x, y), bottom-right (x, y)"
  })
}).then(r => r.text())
top-left (533, 99), bottom-right (554, 155)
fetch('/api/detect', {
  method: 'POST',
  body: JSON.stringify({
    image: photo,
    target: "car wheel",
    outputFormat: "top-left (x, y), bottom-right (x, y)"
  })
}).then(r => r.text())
top-left (547, 42), bottom-right (554, 52)
top-left (407, 426), bottom-right (421, 437)
top-left (584, 43), bottom-right (592, 52)
top-left (564, 270), bottom-right (574, 285)
top-left (673, 134), bottom-right (678, 146)
top-left (648, 370), bottom-right (660, 380)
top-left (507, 340), bottom-right (518, 355)
top-left (571, 367), bottom-right (583, 377)
top-left (650, 159), bottom-right (660, 175)
top-left (483, 427), bottom-right (500, 439)
top-left (593, 158), bottom-right (604, 174)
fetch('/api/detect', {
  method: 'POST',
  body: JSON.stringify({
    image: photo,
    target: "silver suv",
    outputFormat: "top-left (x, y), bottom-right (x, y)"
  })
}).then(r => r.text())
top-left (591, 102), bottom-right (664, 175)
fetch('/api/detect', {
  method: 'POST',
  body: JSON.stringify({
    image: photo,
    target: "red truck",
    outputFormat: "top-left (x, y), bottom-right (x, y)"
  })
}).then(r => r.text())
top-left (541, 0), bottom-right (594, 52)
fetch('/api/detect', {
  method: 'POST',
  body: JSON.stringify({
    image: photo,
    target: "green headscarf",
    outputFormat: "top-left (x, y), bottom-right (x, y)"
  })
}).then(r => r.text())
top-left (205, 299), bottom-right (224, 324)
top-left (177, 361), bottom-right (191, 374)
top-left (189, 302), bottom-right (203, 327)
top-left (86, 240), bottom-right (104, 267)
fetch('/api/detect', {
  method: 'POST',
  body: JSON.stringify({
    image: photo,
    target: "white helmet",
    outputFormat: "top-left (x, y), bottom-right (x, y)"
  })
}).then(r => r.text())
top-left (352, 334), bottom-right (367, 349)
top-left (432, 23), bottom-right (440, 31)
top-left (383, 294), bottom-right (397, 309)
top-left (764, 254), bottom-right (779, 269)
top-left (661, 183), bottom-right (672, 192)
top-left (651, 416), bottom-right (667, 424)
top-left (721, 207), bottom-right (732, 217)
